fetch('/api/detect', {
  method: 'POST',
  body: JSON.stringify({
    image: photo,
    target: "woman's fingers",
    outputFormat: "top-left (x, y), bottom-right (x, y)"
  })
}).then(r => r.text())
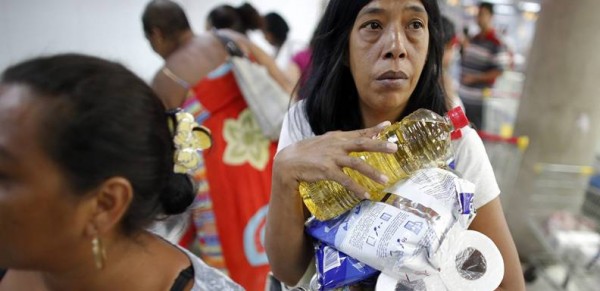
top-left (342, 121), bottom-right (398, 153)
top-left (355, 120), bottom-right (391, 138)
top-left (348, 137), bottom-right (398, 153)
top-left (327, 170), bottom-right (369, 200)
top-left (337, 155), bottom-right (388, 185)
top-left (276, 121), bottom-right (399, 199)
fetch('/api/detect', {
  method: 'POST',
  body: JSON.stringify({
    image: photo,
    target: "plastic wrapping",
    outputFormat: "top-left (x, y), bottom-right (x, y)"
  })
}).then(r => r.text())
top-left (313, 242), bottom-right (379, 290)
top-left (306, 168), bottom-right (476, 284)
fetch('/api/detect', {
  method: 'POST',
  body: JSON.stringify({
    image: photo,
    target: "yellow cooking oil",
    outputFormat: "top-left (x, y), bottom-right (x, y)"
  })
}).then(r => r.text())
top-left (299, 107), bottom-right (468, 221)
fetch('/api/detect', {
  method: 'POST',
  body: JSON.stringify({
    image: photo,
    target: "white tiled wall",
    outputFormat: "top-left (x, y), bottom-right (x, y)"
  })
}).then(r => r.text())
top-left (0, 0), bottom-right (325, 81)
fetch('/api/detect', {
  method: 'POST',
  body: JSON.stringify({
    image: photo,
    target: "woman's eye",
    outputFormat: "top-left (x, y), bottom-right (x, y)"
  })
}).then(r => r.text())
top-left (366, 22), bottom-right (382, 30)
top-left (408, 21), bottom-right (424, 30)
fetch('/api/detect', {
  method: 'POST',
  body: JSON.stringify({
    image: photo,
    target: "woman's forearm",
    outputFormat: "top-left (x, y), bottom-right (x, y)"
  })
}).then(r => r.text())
top-left (265, 171), bottom-right (312, 286)
top-left (246, 41), bottom-right (294, 93)
top-left (469, 198), bottom-right (525, 291)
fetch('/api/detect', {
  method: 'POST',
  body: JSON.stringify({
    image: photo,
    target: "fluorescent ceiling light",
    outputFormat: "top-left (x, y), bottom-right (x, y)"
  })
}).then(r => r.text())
top-left (484, 0), bottom-right (514, 5)
top-left (519, 2), bottom-right (541, 13)
top-left (495, 4), bottom-right (516, 15)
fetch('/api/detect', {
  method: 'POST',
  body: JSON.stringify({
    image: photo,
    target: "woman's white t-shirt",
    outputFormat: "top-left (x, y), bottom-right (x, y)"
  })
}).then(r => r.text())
top-left (276, 102), bottom-right (500, 209)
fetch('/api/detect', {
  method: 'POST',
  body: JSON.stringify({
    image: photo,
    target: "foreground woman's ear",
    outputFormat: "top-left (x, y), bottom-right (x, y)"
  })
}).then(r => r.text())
top-left (84, 177), bottom-right (134, 236)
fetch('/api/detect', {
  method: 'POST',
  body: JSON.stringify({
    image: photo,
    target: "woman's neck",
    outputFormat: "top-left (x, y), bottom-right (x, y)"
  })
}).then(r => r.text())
top-left (3, 232), bottom-right (176, 291)
top-left (42, 232), bottom-right (146, 291)
top-left (176, 31), bottom-right (194, 47)
top-left (361, 105), bottom-right (405, 128)
top-left (163, 31), bottom-right (195, 59)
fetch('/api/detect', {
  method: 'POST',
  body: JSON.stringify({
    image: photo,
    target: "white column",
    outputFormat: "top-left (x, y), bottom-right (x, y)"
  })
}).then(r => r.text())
top-left (504, 0), bottom-right (600, 255)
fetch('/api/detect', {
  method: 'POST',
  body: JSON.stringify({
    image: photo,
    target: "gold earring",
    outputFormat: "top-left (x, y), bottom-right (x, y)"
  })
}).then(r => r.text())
top-left (92, 236), bottom-right (107, 270)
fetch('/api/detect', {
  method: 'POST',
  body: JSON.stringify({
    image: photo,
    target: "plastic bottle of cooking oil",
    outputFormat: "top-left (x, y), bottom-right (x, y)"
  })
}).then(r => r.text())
top-left (299, 107), bottom-right (469, 220)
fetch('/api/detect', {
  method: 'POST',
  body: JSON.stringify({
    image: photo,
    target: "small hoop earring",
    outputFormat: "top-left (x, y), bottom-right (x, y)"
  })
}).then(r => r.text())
top-left (92, 236), bottom-right (107, 270)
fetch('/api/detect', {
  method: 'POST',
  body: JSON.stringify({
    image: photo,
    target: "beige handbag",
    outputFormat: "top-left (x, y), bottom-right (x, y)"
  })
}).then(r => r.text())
top-left (214, 31), bottom-right (290, 140)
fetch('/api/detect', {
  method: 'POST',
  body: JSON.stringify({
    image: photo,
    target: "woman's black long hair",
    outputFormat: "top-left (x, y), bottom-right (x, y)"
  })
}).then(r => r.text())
top-left (298, 0), bottom-right (447, 135)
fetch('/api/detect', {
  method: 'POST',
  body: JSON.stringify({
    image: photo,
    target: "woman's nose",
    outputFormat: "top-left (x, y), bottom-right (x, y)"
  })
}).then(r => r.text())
top-left (383, 28), bottom-right (407, 60)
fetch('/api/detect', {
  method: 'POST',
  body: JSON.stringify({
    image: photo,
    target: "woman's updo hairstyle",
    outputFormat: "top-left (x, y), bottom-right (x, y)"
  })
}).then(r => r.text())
top-left (1, 54), bottom-right (195, 234)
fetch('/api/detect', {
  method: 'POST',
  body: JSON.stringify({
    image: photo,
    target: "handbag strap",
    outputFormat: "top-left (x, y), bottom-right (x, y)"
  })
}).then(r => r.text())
top-left (212, 30), bottom-right (245, 58)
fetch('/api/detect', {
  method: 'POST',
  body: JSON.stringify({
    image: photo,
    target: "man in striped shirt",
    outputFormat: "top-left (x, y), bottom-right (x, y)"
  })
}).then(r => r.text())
top-left (459, 2), bottom-right (507, 129)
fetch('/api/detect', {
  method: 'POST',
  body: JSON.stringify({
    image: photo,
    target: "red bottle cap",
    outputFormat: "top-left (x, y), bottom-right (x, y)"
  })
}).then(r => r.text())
top-left (450, 129), bottom-right (463, 140)
top-left (447, 106), bottom-right (469, 129)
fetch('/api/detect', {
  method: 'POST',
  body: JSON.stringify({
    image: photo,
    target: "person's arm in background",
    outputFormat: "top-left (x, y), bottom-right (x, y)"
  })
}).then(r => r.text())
top-left (284, 62), bottom-right (302, 89)
top-left (282, 61), bottom-right (302, 100)
top-left (247, 40), bottom-right (294, 93)
top-left (220, 29), bottom-right (294, 94)
top-left (469, 198), bottom-right (526, 291)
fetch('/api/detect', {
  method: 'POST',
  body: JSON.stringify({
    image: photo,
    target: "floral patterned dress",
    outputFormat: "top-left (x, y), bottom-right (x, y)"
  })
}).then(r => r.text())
top-left (187, 63), bottom-right (276, 291)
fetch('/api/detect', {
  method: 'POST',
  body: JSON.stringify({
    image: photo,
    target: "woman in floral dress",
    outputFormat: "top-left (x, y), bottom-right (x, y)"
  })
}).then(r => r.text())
top-left (142, 1), bottom-right (292, 290)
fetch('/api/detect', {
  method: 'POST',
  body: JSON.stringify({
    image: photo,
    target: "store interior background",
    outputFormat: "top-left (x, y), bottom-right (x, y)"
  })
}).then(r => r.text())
top-left (2, 0), bottom-right (600, 290)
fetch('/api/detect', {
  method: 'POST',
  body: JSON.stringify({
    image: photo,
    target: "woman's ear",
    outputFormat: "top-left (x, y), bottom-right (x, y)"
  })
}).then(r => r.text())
top-left (84, 177), bottom-right (134, 237)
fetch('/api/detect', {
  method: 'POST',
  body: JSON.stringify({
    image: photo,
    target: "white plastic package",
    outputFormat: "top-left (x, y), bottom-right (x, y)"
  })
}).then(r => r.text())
top-left (306, 168), bottom-right (503, 290)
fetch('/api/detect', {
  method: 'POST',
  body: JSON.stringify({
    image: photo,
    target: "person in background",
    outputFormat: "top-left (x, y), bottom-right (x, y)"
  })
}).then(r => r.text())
top-left (205, 3), bottom-right (281, 69)
top-left (459, 1), bottom-right (507, 129)
top-left (263, 12), bottom-right (306, 94)
top-left (288, 44), bottom-right (312, 95)
top-left (0, 54), bottom-right (241, 290)
top-left (265, 0), bottom-right (525, 290)
top-left (440, 15), bottom-right (464, 110)
top-left (143, 1), bottom-right (292, 290)
top-left (263, 12), bottom-right (291, 67)
top-left (206, 3), bottom-right (264, 36)
top-left (286, 27), bottom-right (320, 100)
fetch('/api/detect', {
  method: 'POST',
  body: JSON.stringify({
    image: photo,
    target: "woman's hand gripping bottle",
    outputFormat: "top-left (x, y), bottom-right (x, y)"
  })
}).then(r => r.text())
top-left (300, 107), bottom-right (469, 220)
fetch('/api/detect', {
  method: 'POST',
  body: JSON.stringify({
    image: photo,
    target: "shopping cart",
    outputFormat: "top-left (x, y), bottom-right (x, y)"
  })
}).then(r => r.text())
top-left (524, 163), bottom-right (600, 291)
top-left (478, 130), bottom-right (529, 202)
top-left (582, 173), bottom-right (600, 228)
top-left (482, 96), bottom-right (520, 137)
top-left (482, 71), bottom-right (523, 137)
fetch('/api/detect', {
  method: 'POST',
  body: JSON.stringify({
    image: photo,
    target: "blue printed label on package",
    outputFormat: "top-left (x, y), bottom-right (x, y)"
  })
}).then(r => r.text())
top-left (458, 192), bottom-right (474, 215)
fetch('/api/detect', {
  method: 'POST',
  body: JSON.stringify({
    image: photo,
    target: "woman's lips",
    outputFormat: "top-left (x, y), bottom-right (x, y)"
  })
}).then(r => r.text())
top-left (376, 70), bottom-right (409, 80)
top-left (375, 70), bottom-right (409, 88)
